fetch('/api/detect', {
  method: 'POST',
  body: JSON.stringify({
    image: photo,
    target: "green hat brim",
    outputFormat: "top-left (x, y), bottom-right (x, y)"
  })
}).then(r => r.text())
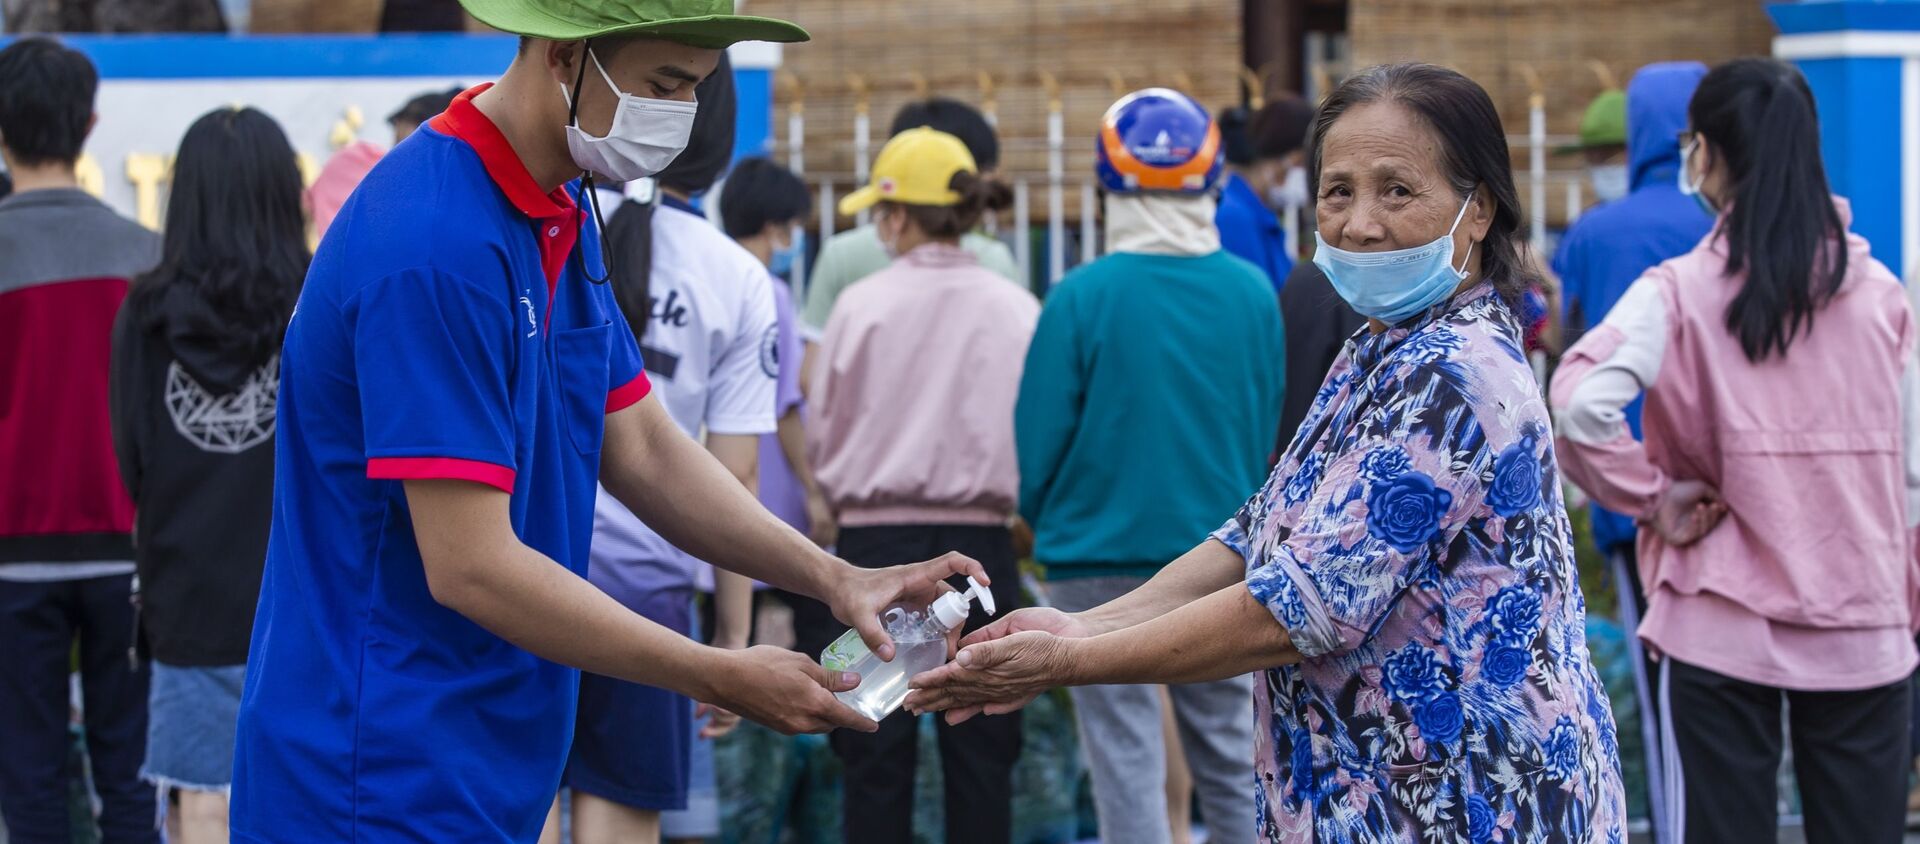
top-left (463, 1), bottom-right (809, 48)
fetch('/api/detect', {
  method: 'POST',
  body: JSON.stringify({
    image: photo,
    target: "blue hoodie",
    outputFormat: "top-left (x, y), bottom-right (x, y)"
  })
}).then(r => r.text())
top-left (1551, 61), bottom-right (1715, 552)
top-left (1216, 171), bottom-right (1294, 292)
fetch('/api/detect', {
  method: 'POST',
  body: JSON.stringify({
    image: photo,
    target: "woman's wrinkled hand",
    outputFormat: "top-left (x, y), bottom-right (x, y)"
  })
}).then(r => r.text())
top-left (1650, 479), bottom-right (1727, 547)
top-left (903, 630), bottom-right (1075, 725)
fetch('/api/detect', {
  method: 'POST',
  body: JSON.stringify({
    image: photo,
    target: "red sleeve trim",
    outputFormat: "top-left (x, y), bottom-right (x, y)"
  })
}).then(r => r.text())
top-left (367, 457), bottom-right (516, 493)
top-left (606, 371), bottom-right (652, 414)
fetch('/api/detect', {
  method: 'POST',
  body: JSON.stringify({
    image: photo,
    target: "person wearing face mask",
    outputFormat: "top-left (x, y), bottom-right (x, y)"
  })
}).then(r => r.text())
top-left (1552, 63), bottom-right (1711, 348)
top-left (797, 98), bottom-right (1020, 398)
top-left (804, 127), bottom-right (1036, 844)
top-left (908, 65), bottom-right (1627, 843)
top-left (1557, 89), bottom-right (1629, 206)
top-left (999, 89), bottom-right (1281, 844)
top-left (717, 157), bottom-right (835, 551)
top-left (229, 2), bottom-right (997, 840)
top-left (1553, 58), bottom-right (1920, 844)
top-left (556, 52), bottom-right (773, 844)
top-left (1215, 94), bottom-right (1314, 294)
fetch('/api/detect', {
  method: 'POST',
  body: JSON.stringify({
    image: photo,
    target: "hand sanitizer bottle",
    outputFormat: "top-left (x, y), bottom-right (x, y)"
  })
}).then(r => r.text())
top-left (819, 577), bottom-right (996, 721)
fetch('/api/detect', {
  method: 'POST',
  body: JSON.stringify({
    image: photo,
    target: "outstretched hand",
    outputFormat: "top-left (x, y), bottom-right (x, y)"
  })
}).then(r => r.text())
top-left (1650, 479), bottom-right (1726, 548)
top-left (960, 605), bottom-right (1093, 648)
top-left (905, 607), bottom-right (1091, 724)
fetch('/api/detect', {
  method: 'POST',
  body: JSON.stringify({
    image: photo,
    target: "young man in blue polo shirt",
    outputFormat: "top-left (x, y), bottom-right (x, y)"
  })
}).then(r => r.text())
top-left (230, 2), bottom-right (987, 841)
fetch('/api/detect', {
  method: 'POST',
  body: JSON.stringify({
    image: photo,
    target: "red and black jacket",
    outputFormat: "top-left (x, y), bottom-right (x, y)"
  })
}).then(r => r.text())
top-left (0, 188), bottom-right (159, 565)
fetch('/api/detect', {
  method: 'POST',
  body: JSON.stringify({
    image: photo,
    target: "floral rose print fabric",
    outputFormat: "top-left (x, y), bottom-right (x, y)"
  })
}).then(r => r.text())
top-left (1213, 284), bottom-right (1626, 843)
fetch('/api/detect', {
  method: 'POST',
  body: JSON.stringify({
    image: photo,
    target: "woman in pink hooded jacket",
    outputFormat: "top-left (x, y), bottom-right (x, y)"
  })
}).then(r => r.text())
top-left (1552, 58), bottom-right (1920, 844)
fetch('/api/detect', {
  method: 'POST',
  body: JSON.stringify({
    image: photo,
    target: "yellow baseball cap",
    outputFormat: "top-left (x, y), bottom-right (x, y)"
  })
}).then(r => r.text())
top-left (838, 127), bottom-right (977, 216)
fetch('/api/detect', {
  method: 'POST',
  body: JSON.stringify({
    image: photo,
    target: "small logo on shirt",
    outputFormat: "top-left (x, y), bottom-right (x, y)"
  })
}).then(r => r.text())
top-left (519, 293), bottom-right (537, 338)
top-left (759, 324), bottom-right (780, 378)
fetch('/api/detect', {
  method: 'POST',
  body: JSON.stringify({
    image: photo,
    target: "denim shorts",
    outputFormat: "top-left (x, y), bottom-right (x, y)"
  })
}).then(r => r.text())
top-left (141, 661), bottom-right (247, 791)
top-left (564, 589), bottom-right (694, 811)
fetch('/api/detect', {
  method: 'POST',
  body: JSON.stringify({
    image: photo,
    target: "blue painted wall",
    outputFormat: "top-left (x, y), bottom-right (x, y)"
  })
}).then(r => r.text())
top-left (1797, 55), bottom-right (1904, 275)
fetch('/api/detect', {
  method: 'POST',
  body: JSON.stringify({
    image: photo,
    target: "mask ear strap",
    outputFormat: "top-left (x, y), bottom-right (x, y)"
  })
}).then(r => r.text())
top-left (566, 39), bottom-right (612, 285)
top-left (1449, 189), bottom-right (1479, 278)
top-left (590, 49), bottom-right (621, 95)
top-left (1452, 238), bottom-right (1476, 279)
top-left (566, 40), bottom-right (591, 126)
top-left (1448, 188), bottom-right (1477, 233)
top-left (577, 179), bottom-right (612, 285)
top-left (1447, 188), bottom-right (1481, 280)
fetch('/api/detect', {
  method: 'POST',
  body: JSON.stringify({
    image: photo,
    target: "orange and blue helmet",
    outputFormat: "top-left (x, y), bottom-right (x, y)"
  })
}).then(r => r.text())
top-left (1095, 88), bottom-right (1223, 194)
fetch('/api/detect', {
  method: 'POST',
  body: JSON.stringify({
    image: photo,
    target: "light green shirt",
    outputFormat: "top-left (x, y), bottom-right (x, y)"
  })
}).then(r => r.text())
top-left (798, 224), bottom-right (1022, 338)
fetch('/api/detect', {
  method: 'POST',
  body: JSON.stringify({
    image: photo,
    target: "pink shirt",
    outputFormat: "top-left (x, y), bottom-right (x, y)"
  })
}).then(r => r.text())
top-left (808, 243), bottom-right (1040, 527)
top-left (1551, 201), bottom-right (1920, 691)
top-left (307, 141), bottom-right (383, 239)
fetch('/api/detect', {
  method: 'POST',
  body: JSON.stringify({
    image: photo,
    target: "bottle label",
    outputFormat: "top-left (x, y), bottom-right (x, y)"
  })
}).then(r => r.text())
top-left (820, 631), bottom-right (866, 672)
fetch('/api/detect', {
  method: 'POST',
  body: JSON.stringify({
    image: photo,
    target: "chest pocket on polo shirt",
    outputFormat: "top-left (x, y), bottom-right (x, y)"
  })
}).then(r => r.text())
top-left (551, 321), bottom-right (612, 455)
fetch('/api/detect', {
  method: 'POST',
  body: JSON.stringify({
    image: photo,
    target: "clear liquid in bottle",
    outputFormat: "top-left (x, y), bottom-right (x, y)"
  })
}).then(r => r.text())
top-left (819, 577), bottom-right (996, 722)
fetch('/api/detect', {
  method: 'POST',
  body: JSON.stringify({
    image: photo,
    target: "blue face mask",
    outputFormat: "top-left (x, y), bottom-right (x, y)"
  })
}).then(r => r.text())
top-left (1312, 191), bottom-right (1477, 325)
top-left (1677, 136), bottom-right (1719, 218)
top-left (769, 232), bottom-right (801, 278)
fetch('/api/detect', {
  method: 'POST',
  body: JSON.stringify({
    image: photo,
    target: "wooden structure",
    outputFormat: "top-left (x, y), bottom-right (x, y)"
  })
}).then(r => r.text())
top-left (1349, 0), bottom-right (1775, 225)
top-left (751, 0), bottom-right (1248, 182)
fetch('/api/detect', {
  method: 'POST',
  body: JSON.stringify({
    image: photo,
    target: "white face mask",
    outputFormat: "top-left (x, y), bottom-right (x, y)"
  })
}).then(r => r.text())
top-left (560, 48), bottom-right (698, 183)
top-left (1677, 136), bottom-right (1719, 217)
top-left (875, 211), bottom-right (902, 259)
top-left (1587, 163), bottom-right (1628, 203)
top-left (1266, 165), bottom-right (1309, 210)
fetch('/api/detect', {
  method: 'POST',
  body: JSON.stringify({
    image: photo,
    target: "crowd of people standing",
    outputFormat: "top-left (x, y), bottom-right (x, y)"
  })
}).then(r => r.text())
top-left (5, 3), bottom-right (1920, 841)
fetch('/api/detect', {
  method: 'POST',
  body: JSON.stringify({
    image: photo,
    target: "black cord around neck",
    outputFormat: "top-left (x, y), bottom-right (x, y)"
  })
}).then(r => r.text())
top-left (564, 39), bottom-right (611, 285)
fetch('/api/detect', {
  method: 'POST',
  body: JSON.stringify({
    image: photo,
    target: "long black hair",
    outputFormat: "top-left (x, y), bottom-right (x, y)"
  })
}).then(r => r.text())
top-left (602, 51), bottom-right (736, 341)
top-left (1691, 58), bottom-right (1847, 362)
top-left (131, 106), bottom-right (308, 369)
top-left (1308, 62), bottom-right (1540, 305)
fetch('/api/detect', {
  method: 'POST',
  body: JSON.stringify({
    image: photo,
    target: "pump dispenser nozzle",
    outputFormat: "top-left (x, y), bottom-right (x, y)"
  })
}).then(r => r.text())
top-left (930, 576), bottom-right (995, 630)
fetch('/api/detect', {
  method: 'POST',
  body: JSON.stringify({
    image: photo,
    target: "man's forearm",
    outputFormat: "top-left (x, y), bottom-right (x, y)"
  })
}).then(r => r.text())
top-left (603, 398), bottom-right (845, 600)
top-left (1075, 539), bottom-right (1250, 635)
top-left (405, 480), bottom-right (728, 700)
top-left (451, 542), bottom-right (724, 694)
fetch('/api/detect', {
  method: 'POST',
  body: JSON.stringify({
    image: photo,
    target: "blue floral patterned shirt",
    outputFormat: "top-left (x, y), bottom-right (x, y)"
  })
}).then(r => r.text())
top-left (1214, 283), bottom-right (1626, 843)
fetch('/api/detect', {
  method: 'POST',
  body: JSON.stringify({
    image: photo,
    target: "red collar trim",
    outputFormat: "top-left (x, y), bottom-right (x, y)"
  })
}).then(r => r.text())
top-left (430, 84), bottom-right (576, 222)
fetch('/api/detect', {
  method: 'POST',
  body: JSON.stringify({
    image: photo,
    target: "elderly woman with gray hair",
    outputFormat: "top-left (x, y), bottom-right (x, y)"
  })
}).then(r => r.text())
top-left (908, 63), bottom-right (1627, 843)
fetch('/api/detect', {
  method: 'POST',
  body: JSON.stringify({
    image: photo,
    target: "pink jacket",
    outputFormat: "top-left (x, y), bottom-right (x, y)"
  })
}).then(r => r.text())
top-left (808, 243), bottom-right (1040, 527)
top-left (1553, 202), bottom-right (1920, 688)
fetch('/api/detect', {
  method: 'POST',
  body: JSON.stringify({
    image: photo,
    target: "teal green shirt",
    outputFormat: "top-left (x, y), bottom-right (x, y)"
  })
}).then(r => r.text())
top-left (1016, 250), bottom-right (1284, 578)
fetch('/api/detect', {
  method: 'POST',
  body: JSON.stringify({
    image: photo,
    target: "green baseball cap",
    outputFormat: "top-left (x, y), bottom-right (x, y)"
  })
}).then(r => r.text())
top-left (1556, 89), bottom-right (1627, 153)
top-left (459, 0), bottom-right (809, 49)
